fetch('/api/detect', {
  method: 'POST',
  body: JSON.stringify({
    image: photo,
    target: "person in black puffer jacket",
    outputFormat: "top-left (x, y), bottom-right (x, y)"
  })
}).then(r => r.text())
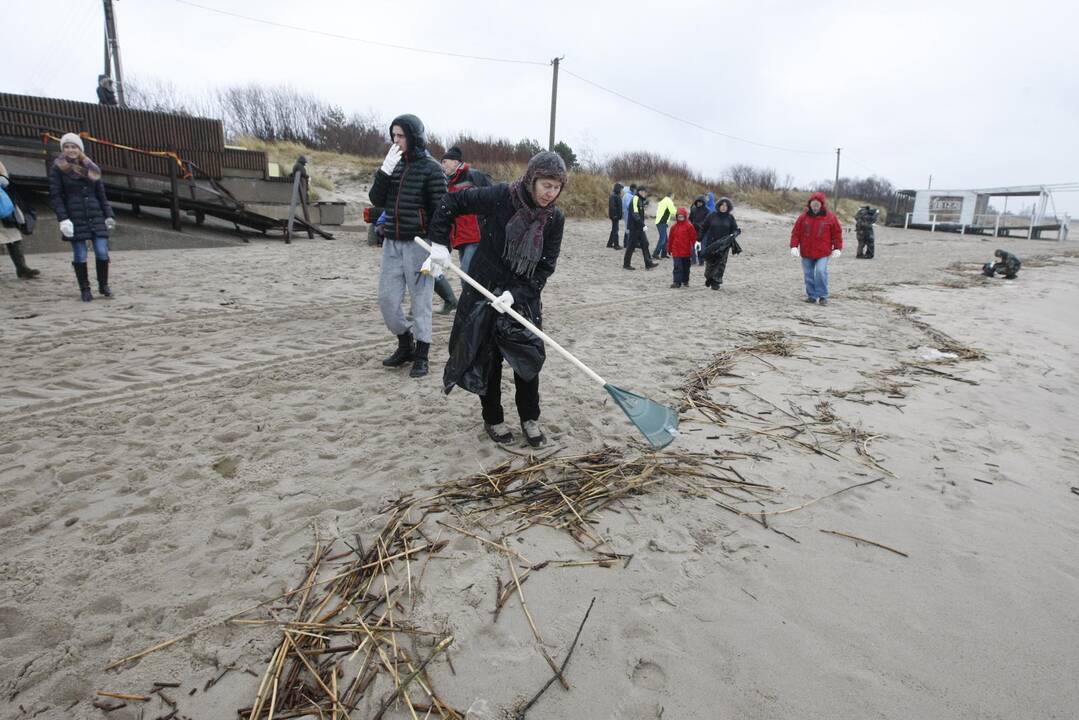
top-left (607, 182), bottom-right (623, 249)
top-left (49, 133), bottom-right (115, 301)
top-left (698, 197), bottom-right (740, 289)
top-left (688, 195), bottom-right (709, 264)
top-left (370, 114), bottom-right (449, 378)
top-left (428, 151), bottom-right (568, 448)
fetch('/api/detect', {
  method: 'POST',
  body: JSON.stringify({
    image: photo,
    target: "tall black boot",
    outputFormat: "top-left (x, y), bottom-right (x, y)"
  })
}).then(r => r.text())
top-left (72, 262), bottom-right (92, 302)
top-left (409, 341), bottom-right (430, 378)
top-left (8, 242), bottom-right (40, 278)
top-left (433, 276), bottom-right (457, 314)
top-left (383, 331), bottom-right (414, 367)
top-left (95, 258), bottom-right (113, 297)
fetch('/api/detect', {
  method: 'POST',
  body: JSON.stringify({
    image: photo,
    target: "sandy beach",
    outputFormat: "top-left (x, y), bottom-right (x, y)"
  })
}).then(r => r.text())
top-left (2, 213), bottom-right (1077, 719)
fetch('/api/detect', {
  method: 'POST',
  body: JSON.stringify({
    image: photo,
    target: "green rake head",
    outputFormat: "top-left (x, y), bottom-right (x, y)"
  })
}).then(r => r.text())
top-left (604, 383), bottom-right (679, 449)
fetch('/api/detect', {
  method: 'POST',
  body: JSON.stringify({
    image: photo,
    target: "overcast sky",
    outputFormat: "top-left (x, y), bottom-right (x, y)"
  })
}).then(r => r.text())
top-left (8, 0), bottom-right (1079, 213)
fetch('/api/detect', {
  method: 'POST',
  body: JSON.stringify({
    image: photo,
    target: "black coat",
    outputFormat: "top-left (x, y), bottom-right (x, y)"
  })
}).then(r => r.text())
top-left (689, 197), bottom-right (709, 230)
top-left (700, 209), bottom-right (739, 251)
top-left (608, 191), bottom-right (622, 220)
top-left (49, 162), bottom-right (114, 243)
top-left (626, 193), bottom-right (647, 232)
top-left (994, 250), bottom-right (1021, 276)
top-left (429, 183), bottom-right (564, 394)
top-left (369, 114), bottom-right (447, 242)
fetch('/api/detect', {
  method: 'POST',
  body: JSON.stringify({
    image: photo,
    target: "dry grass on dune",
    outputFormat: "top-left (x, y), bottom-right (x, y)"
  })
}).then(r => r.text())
top-left (235, 138), bottom-right (878, 220)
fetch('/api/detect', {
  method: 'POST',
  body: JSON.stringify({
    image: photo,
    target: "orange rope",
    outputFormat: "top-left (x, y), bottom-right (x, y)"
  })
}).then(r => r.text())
top-left (43, 131), bottom-right (193, 179)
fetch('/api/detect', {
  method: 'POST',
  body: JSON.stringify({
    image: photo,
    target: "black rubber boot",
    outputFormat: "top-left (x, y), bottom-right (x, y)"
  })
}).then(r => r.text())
top-left (383, 331), bottom-right (414, 367)
top-left (95, 258), bottom-right (113, 298)
top-left (73, 262), bottom-right (92, 302)
top-left (8, 242), bottom-right (40, 279)
top-left (434, 276), bottom-right (457, 314)
top-left (409, 341), bottom-right (430, 378)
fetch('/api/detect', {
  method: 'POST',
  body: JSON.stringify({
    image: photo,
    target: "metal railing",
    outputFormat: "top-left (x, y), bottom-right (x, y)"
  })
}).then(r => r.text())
top-left (904, 212), bottom-right (1071, 240)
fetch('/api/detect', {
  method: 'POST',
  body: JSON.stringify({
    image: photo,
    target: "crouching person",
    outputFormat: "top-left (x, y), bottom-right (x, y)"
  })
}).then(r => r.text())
top-left (982, 249), bottom-right (1021, 279)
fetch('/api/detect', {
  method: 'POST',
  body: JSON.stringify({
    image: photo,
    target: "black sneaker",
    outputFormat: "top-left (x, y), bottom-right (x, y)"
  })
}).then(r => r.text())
top-left (485, 422), bottom-right (514, 444)
top-left (818, 298), bottom-right (829, 306)
top-left (669, 282), bottom-right (681, 288)
top-left (803, 297), bottom-right (817, 304)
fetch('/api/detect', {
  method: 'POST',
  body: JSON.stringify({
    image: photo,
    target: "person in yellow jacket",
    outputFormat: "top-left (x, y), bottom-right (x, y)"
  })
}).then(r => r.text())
top-left (652, 192), bottom-right (677, 260)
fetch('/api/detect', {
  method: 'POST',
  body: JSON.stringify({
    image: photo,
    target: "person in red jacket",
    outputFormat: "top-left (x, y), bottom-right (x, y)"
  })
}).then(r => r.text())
top-left (442, 146), bottom-right (491, 274)
top-left (666, 207), bottom-right (697, 288)
top-left (790, 191), bottom-right (843, 305)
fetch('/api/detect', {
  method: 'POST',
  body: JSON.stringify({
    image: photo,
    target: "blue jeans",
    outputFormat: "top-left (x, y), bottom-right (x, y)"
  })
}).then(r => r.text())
top-left (71, 236), bottom-right (110, 263)
top-left (654, 223), bottom-right (669, 256)
top-left (672, 257), bottom-right (691, 284)
top-left (458, 243), bottom-right (478, 274)
top-left (801, 256), bottom-right (829, 299)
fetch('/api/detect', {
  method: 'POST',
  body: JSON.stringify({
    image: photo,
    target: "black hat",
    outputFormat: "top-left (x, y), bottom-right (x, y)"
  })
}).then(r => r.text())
top-left (443, 146), bottom-right (463, 162)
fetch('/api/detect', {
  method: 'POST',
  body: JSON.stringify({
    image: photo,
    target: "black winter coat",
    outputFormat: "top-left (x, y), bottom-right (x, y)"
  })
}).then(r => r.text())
top-left (369, 114), bottom-right (448, 243)
top-left (608, 191), bottom-right (622, 220)
top-left (700, 209), bottom-right (740, 251)
top-left (49, 161), bottom-right (114, 243)
top-left (429, 183), bottom-right (564, 394)
top-left (689, 197), bottom-right (709, 230)
top-left (626, 194), bottom-right (647, 232)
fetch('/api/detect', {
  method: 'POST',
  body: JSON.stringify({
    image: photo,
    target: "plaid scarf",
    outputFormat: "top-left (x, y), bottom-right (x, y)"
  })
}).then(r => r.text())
top-left (53, 155), bottom-right (102, 182)
top-left (502, 180), bottom-right (556, 278)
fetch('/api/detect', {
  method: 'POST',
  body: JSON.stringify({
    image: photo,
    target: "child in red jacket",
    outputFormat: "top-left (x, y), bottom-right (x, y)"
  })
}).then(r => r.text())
top-left (666, 208), bottom-right (697, 288)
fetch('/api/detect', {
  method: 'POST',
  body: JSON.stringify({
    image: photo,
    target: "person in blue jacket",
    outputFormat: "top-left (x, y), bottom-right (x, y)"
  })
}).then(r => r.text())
top-left (621, 184), bottom-right (636, 248)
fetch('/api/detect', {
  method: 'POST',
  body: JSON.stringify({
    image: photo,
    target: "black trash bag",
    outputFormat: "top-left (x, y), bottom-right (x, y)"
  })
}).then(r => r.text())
top-left (699, 229), bottom-right (741, 260)
top-left (730, 238), bottom-right (743, 255)
top-left (443, 290), bottom-right (545, 396)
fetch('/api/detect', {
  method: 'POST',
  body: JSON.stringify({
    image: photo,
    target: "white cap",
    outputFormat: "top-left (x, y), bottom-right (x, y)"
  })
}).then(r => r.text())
top-left (59, 133), bottom-right (84, 152)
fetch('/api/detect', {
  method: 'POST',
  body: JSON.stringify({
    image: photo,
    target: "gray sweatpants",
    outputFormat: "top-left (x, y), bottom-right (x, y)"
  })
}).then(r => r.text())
top-left (379, 239), bottom-right (434, 343)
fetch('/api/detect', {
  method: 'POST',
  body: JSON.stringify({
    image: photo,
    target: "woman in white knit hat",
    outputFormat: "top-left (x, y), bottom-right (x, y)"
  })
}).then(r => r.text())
top-left (48, 132), bottom-right (116, 301)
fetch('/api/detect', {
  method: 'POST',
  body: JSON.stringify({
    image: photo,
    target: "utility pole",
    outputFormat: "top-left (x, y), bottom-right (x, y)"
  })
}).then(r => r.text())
top-left (927, 174), bottom-right (933, 189)
top-left (103, 0), bottom-right (126, 106)
top-left (833, 148), bottom-right (842, 208)
top-left (548, 56), bottom-right (562, 151)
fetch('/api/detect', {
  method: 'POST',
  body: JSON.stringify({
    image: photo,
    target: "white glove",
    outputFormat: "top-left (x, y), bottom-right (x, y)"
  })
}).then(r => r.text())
top-left (831, 249), bottom-right (841, 258)
top-left (694, 241), bottom-right (701, 254)
top-left (419, 257), bottom-right (444, 278)
top-left (790, 247), bottom-right (800, 257)
top-left (105, 218), bottom-right (116, 231)
top-left (0, 176), bottom-right (8, 188)
top-left (380, 144), bottom-right (402, 175)
top-left (428, 241), bottom-right (451, 269)
top-left (59, 219), bottom-right (74, 238)
top-left (490, 290), bottom-right (514, 314)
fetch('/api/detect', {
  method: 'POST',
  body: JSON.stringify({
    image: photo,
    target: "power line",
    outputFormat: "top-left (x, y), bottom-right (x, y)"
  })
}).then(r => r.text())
top-left (560, 67), bottom-right (833, 156)
top-left (172, 0), bottom-right (548, 66)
